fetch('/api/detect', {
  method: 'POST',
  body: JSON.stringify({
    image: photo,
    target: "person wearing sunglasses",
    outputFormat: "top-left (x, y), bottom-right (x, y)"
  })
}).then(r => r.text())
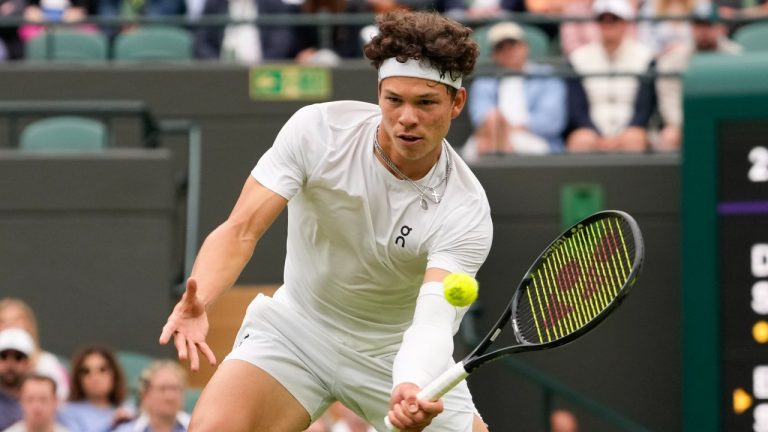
top-left (58, 345), bottom-right (134, 432)
top-left (0, 328), bottom-right (35, 430)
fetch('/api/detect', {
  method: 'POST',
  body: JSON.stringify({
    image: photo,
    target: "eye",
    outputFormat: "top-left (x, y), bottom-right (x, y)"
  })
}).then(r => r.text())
top-left (419, 100), bottom-right (436, 105)
top-left (386, 96), bottom-right (401, 103)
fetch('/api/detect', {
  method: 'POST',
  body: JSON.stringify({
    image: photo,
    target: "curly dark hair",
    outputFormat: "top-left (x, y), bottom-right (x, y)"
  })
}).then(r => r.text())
top-left (363, 11), bottom-right (479, 83)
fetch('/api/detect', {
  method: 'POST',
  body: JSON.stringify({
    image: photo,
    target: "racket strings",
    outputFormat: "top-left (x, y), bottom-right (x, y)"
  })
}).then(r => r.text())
top-left (516, 216), bottom-right (636, 344)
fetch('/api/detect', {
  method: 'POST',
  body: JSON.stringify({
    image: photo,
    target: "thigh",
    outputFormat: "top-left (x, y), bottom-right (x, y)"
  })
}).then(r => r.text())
top-left (190, 359), bottom-right (311, 432)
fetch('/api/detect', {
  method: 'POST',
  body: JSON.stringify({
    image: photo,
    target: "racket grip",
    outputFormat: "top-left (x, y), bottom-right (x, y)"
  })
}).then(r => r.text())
top-left (383, 362), bottom-right (469, 432)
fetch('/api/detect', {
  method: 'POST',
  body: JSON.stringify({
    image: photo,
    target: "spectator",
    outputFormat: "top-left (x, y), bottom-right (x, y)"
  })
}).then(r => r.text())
top-left (716, 0), bottom-right (768, 20)
top-left (19, 0), bottom-right (91, 43)
top-left (113, 360), bottom-right (189, 432)
top-left (328, 402), bottom-right (375, 432)
top-left (0, 328), bottom-right (34, 430)
top-left (0, 298), bottom-right (69, 401)
top-left (3, 374), bottom-right (70, 432)
top-left (550, 408), bottom-right (579, 432)
top-left (463, 21), bottom-right (567, 160)
top-left (637, 0), bottom-right (698, 56)
top-left (566, 0), bottom-right (655, 152)
top-left (654, 2), bottom-right (741, 150)
top-left (441, 0), bottom-right (525, 21)
top-left (58, 345), bottom-right (133, 432)
top-left (187, 0), bottom-right (226, 59)
top-left (0, 0), bottom-right (26, 60)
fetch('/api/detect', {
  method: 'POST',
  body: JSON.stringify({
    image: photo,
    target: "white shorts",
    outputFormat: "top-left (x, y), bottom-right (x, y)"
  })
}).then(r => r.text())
top-left (225, 294), bottom-right (478, 432)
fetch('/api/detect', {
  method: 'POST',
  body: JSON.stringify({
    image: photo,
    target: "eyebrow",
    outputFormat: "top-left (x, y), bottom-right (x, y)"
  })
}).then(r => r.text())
top-left (382, 89), bottom-right (441, 99)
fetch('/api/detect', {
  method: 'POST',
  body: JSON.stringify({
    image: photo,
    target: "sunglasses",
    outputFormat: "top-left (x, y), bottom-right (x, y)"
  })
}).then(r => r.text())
top-left (597, 13), bottom-right (624, 24)
top-left (0, 350), bottom-right (28, 361)
top-left (78, 365), bottom-right (111, 375)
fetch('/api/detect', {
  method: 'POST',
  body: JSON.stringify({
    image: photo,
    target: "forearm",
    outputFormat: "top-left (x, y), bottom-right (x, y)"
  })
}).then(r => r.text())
top-left (189, 220), bottom-right (258, 308)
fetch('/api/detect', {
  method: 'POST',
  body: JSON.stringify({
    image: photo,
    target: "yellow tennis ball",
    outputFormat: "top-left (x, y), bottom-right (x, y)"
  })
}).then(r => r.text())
top-left (443, 273), bottom-right (479, 307)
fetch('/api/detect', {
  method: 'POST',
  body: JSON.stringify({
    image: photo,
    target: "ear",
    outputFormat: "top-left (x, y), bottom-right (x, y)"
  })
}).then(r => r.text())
top-left (451, 87), bottom-right (467, 120)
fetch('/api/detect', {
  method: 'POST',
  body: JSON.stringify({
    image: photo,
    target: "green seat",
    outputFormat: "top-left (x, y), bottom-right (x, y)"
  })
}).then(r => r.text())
top-left (184, 387), bottom-right (202, 412)
top-left (117, 350), bottom-right (156, 400)
top-left (473, 23), bottom-right (552, 62)
top-left (114, 26), bottom-right (193, 61)
top-left (734, 21), bottom-right (768, 53)
top-left (26, 30), bottom-right (108, 61)
top-left (19, 116), bottom-right (107, 151)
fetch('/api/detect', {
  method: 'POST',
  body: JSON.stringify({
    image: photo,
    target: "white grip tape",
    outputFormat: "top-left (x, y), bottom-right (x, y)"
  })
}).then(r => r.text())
top-left (384, 362), bottom-right (469, 432)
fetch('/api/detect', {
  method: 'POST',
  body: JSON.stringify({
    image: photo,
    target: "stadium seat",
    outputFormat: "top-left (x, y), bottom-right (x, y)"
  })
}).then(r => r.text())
top-left (19, 116), bottom-right (108, 151)
top-left (26, 30), bottom-right (108, 61)
top-left (113, 26), bottom-right (193, 61)
top-left (734, 21), bottom-right (768, 52)
top-left (473, 23), bottom-right (552, 62)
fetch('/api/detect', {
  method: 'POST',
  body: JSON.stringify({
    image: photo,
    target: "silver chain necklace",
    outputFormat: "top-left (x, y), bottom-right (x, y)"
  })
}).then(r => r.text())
top-left (373, 128), bottom-right (452, 210)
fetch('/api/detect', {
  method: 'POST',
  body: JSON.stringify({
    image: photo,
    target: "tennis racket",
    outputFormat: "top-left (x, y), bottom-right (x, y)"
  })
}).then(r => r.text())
top-left (385, 210), bottom-right (644, 431)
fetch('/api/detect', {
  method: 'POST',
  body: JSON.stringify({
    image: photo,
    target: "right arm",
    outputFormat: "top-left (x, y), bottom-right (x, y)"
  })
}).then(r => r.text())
top-left (159, 176), bottom-right (287, 370)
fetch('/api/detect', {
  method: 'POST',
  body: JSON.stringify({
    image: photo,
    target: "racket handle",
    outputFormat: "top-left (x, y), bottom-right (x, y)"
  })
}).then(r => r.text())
top-left (383, 362), bottom-right (469, 432)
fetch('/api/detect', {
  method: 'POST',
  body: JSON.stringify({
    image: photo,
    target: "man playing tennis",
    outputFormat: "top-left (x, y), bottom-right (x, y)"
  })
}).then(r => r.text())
top-left (159, 11), bottom-right (492, 432)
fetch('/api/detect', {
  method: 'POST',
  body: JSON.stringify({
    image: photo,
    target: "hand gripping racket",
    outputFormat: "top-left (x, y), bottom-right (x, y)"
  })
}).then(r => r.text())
top-left (385, 210), bottom-right (644, 431)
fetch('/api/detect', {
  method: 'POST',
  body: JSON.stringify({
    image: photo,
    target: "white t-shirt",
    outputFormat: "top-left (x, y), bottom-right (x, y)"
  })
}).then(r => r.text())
top-left (252, 100), bottom-right (493, 355)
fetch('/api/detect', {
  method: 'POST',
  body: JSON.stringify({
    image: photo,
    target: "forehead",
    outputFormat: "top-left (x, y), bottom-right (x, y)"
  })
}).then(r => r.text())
top-left (379, 76), bottom-right (449, 97)
top-left (22, 379), bottom-right (55, 395)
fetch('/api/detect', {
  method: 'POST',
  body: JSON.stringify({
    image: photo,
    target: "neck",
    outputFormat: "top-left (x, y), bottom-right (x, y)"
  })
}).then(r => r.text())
top-left (603, 38), bottom-right (623, 56)
top-left (26, 423), bottom-right (55, 432)
top-left (86, 396), bottom-right (110, 407)
top-left (148, 413), bottom-right (178, 432)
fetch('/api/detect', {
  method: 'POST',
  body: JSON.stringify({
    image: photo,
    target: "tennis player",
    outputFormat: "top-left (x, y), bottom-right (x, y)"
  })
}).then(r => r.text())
top-left (160, 11), bottom-right (492, 432)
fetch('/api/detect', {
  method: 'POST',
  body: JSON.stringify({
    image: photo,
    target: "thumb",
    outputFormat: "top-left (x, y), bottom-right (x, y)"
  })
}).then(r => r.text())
top-left (185, 277), bottom-right (198, 301)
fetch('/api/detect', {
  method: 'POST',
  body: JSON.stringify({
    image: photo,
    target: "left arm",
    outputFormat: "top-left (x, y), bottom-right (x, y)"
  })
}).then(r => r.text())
top-left (388, 268), bottom-right (464, 431)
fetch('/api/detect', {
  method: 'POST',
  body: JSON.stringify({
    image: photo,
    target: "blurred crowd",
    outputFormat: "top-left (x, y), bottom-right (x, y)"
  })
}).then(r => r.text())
top-left (0, 297), bottom-right (381, 432)
top-left (0, 0), bottom-right (765, 154)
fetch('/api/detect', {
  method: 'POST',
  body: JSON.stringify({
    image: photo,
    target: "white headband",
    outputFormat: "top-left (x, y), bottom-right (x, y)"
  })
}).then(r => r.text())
top-left (378, 58), bottom-right (463, 90)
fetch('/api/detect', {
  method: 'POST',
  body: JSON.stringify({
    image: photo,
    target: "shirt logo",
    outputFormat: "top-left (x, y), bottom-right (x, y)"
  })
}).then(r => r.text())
top-left (395, 225), bottom-right (412, 248)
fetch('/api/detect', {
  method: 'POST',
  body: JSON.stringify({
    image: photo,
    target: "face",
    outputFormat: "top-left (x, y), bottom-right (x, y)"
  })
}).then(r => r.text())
top-left (78, 353), bottom-right (114, 401)
top-left (0, 305), bottom-right (34, 335)
top-left (20, 379), bottom-right (58, 429)
top-left (0, 349), bottom-right (30, 389)
top-left (597, 13), bottom-right (629, 45)
top-left (492, 40), bottom-right (528, 70)
top-left (378, 76), bottom-right (465, 175)
top-left (142, 368), bottom-right (184, 419)
top-left (692, 22), bottom-right (723, 51)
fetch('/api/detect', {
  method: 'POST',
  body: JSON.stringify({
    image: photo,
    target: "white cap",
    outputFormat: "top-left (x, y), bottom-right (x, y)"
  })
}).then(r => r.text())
top-left (487, 22), bottom-right (525, 47)
top-left (593, 0), bottom-right (635, 20)
top-left (0, 328), bottom-right (35, 357)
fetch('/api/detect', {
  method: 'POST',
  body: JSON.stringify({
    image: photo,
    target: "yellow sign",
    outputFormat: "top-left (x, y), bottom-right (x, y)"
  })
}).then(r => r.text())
top-left (250, 66), bottom-right (331, 101)
top-left (733, 387), bottom-right (753, 414)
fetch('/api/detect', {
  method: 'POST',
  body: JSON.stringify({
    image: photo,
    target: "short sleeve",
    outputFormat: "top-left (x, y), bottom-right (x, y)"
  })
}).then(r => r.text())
top-left (427, 201), bottom-right (493, 277)
top-left (251, 104), bottom-right (327, 200)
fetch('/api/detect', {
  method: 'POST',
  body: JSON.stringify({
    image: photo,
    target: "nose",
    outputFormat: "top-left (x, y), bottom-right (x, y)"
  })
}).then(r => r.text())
top-left (398, 103), bottom-right (418, 128)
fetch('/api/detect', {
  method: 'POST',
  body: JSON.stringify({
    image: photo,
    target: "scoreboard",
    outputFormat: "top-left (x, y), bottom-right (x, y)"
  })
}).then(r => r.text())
top-left (682, 54), bottom-right (768, 431)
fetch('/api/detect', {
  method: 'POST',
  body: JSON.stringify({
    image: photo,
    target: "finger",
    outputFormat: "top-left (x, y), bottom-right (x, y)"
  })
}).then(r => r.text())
top-left (198, 342), bottom-right (218, 366)
top-left (174, 332), bottom-right (188, 361)
top-left (158, 322), bottom-right (174, 345)
top-left (188, 339), bottom-right (200, 372)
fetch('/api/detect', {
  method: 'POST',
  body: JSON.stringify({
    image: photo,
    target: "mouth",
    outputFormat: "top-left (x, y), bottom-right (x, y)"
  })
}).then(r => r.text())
top-left (397, 134), bottom-right (422, 144)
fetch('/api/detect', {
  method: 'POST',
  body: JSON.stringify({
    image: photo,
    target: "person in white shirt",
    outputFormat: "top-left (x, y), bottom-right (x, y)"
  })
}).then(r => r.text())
top-left (567, 0), bottom-right (656, 153)
top-left (159, 10), bottom-right (493, 432)
top-left (3, 374), bottom-right (70, 432)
